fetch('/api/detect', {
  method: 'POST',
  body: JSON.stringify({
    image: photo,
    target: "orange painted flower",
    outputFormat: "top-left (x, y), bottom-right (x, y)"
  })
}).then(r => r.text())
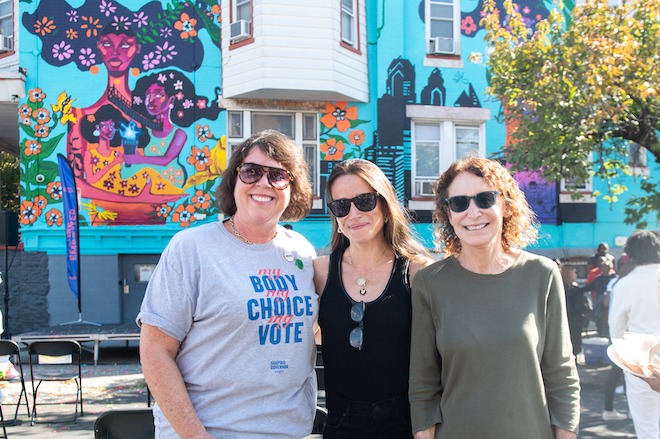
top-left (174, 13), bottom-right (198, 39)
top-left (66, 28), bottom-right (78, 40)
top-left (33, 195), bottom-right (48, 215)
top-left (24, 140), bottom-right (42, 156)
top-left (20, 201), bottom-right (39, 225)
top-left (211, 4), bottom-right (221, 15)
top-left (34, 124), bottom-right (50, 138)
top-left (46, 181), bottom-right (62, 200)
top-left (196, 124), bottom-right (213, 142)
top-left (32, 107), bottom-right (51, 125)
top-left (187, 145), bottom-right (211, 172)
top-left (155, 204), bottom-right (172, 218)
top-left (34, 16), bottom-right (56, 37)
top-left (192, 190), bottom-right (211, 210)
top-left (80, 15), bottom-right (102, 38)
top-left (172, 204), bottom-right (197, 227)
top-left (28, 88), bottom-right (46, 103)
top-left (45, 208), bottom-right (63, 227)
top-left (320, 138), bottom-right (345, 161)
top-left (320, 101), bottom-right (358, 132)
top-left (19, 104), bottom-right (32, 118)
top-left (348, 130), bottom-right (365, 146)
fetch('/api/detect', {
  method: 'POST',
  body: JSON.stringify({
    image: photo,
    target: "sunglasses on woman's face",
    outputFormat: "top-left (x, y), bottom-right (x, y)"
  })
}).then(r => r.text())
top-left (327, 192), bottom-right (380, 218)
top-left (236, 162), bottom-right (293, 190)
top-left (445, 191), bottom-right (501, 213)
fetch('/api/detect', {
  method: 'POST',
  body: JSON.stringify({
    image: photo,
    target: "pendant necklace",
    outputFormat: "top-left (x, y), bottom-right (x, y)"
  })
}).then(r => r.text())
top-left (229, 216), bottom-right (277, 245)
top-left (347, 246), bottom-right (388, 296)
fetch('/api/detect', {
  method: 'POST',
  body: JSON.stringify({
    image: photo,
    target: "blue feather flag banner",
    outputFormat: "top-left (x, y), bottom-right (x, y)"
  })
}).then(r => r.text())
top-left (57, 154), bottom-right (80, 302)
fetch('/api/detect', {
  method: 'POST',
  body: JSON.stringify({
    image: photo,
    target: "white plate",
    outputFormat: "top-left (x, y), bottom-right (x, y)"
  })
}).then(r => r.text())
top-left (607, 345), bottom-right (647, 378)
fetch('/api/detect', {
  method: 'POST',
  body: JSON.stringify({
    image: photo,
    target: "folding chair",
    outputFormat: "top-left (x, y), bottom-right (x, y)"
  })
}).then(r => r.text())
top-left (0, 340), bottom-right (30, 424)
top-left (28, 340), bottom-right (83, 425)
top-left (93, 409), bottom-right (154, 439)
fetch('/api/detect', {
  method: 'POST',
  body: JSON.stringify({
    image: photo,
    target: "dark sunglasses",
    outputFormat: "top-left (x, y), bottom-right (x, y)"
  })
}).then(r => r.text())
top-left (349, 301), bottom-right (365, 350)
top-left (327, 192), bottom-right (380, 218)
top-left (236, 162), bottom-right (293, 190)
top-left (445, 191), bottom-right (501, 213)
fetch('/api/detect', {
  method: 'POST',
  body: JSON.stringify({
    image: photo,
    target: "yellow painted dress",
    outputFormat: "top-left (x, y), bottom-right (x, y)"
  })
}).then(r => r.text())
top-left (87, 146), bottom-right (184, 198)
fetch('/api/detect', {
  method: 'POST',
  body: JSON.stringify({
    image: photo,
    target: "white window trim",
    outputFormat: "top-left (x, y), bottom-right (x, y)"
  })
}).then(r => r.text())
top-left (408, 105), bottom-right (489, 209)
top-left (341, 0), bottom-right (358, 47)
top-left (426, 0), bottom-right (461, 57)
top-left (559, 152), bottom-right (596, 203)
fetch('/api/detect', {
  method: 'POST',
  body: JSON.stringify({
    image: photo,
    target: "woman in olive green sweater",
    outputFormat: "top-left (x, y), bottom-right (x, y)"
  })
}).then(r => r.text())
top-left (409, 157), bottom-right (580, 439)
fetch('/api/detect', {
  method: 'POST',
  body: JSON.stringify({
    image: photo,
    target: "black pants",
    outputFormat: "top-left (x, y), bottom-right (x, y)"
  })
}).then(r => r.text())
top-left (323, 396), bottom-right (413, 439)
top-left (604, 364), bottom-right (624, 411)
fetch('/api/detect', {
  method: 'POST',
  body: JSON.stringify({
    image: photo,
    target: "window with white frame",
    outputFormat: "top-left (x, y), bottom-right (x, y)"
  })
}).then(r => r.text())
top-left (227, 111), bottom-right (320, 196)
top-left (235, 0), bottom-right (251, 22)
top-left (427, 0), bottom-right (460, 56)
top-left (230, 0), bottom-right (252, 42)
top-left (0, 0), bottom-right (12, 52)
top-left (411, 121), bottom-right (484, 197)
top-left (341, 0), bottom-right (357, 47)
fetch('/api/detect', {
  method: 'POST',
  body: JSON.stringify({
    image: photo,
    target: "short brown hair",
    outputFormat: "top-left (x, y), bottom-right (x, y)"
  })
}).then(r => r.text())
top-left (217, 130), bottom-right (313, 221)
top-left (432, 156), bottom-right (538, 255)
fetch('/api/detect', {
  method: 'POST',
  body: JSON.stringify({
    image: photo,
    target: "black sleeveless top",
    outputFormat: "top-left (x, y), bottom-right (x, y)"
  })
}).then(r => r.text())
top-left (318, 249), bottom-right (412, 412)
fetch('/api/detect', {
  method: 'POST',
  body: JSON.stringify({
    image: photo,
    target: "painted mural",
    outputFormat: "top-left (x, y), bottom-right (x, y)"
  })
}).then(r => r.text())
top-left (20, 0), bottom-right (223, 227)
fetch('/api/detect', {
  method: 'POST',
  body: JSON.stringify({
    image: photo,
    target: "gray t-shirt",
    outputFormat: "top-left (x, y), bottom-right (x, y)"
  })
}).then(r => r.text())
top-left (138, 221), bottom-right (318, 439)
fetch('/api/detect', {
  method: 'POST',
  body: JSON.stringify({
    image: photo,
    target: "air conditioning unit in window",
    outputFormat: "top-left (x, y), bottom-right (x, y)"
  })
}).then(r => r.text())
top-left (416, 181), bottom-right (435, 197)
top-left (0, 35), bottom-right (12, 53)
top-left (429, 37), bottom-right (454, 55)
top-left (230, 20), bottom-right (250, 42)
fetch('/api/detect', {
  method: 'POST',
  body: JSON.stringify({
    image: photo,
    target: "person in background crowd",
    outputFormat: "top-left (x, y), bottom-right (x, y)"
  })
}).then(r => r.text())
top-left (315, 158), bottom-right (433, 438)
top-left (409, 157), bottom-right (580, 439)
top-left (579, 258), bottom-right (616, 337)
top-left (138, 130), bottom-right (318, 438)
top-left (560, 263), bottom-right (589, 362)
top-left (587, 242), bottom-right (616, 272)
top-left (609, 230), bottom-right (660, 439)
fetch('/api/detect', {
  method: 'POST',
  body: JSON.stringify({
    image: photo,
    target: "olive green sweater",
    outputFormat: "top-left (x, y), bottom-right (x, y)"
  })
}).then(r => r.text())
top-left (409, 252), bottom-right (580, 438)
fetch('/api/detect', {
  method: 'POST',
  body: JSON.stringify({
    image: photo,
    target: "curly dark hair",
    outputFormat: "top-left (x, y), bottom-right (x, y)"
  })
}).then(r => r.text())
top-left (432, 156), bottom-right (538, 255)
top-left (216, 130), bottom-right (313, 221)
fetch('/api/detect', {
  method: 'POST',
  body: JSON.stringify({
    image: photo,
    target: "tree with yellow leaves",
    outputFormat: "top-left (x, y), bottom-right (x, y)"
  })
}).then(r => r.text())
top-left (482, 0), bottom-right (660, 226)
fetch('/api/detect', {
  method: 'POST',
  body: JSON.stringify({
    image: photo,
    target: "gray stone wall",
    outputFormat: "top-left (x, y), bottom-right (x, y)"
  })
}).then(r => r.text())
top-left (1, 250), bottom-right (50, 337)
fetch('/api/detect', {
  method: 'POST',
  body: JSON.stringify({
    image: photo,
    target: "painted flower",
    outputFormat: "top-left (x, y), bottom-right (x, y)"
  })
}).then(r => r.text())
top-left (182, 99), bottom-right (193, 109)
top-left (461, 16), bottom-right (477, 35)
top-left (192, 190), bottom-right (211, 210)
top-left (34, 125), bottom-right (50, 138)
top-left (46, 181), bottom-right (62, 200)
top-left (19, 104), bottom-right (31, 118)
top-left (320, 101), bottom-right (358, 132)
top-left (82, 201), bottom-right (118, 223)
top-left (187, 145), bottom-right (211, 172)
top-left (45, 208), bottom-right (63, 227)
top-left (28, 88), bottom-right (45, 103)
top-left (174, 13), bottom-right (198, 39)
top-left (66, 10), bottom-right (79, 22)
top-left (20, 201), bottom-right (39, 225)
top-left (81, 15), bottom-right (103, 38)
top-left (111, 15), bottom-right (131, 32)
top-left (155, 204), bottom-right (172, 218)
top-left (24, 140), bottom-right (42, 156)
top-left (53, 41), bottom-right (74, 61)
top-left (348, 130), bottom-right (365, 146)
top-left (157, 73), bottom-right (167, 83)
top-left (196, 124), bottom-right (212, 142)
top-left (66, 28), bottom-right (78, 40)
top-left (320, 138), bottom-right (345, 161)
top-left (34, 16), bottom-right (56, 37)
top-left (142, 52), bottom-right (160, 70)
top-left (174, 80), bottom-right (183, 91)
top-left (133, 11), bottom-right (149, 28)
top-left (183, 137), bottom-right (227, 189)
top-left (133, 96), bottom-right (143, 105)
top-left (99, 0), bottom-right (117, 17)
top-left (21, 117), bottom-right (31, 127)
top-left (172, 204), bottom-right (197, 227)
top-left (32, 108), bottom-right (51, 125)
top-left (155, 41), bottom-right (177, 63)
top-left (79, 47), bottom-right (96, 67)
top-left (33, 195), bottom-right (48, 215)
top-left (196, 99), bottom-right (207, 109)
top-left (159, 27), bottom-right (172, 38)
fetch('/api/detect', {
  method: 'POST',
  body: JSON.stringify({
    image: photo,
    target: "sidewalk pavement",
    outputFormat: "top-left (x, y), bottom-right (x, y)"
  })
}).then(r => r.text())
top-left (0, 345), bottom-right (638, 438)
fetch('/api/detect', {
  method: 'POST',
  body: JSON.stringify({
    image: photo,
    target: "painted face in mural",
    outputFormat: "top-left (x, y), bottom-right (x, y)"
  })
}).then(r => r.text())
top-left (144, 83), bottom-right (172, 117)
top-left (96, 33), bottom-right (141, 75)
top-left (96, 119), bottom-right (116, 142)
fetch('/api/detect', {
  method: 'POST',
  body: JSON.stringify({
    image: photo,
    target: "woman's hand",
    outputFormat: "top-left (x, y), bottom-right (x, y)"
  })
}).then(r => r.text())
top-left (414, 426), bottom-right (436, 439)
top-left (641, 369), bottom-right (660, 392)
top-left (554, 426), bottom-right (577, 439)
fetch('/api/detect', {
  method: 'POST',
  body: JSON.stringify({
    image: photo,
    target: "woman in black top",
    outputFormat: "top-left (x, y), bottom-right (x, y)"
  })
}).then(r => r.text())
top-left (314, 159), bottom-right (432, 439)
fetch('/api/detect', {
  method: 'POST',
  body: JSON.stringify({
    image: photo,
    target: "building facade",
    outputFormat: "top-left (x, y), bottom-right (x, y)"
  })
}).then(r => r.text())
top-left (11, 0), bottom-right (656, 328)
